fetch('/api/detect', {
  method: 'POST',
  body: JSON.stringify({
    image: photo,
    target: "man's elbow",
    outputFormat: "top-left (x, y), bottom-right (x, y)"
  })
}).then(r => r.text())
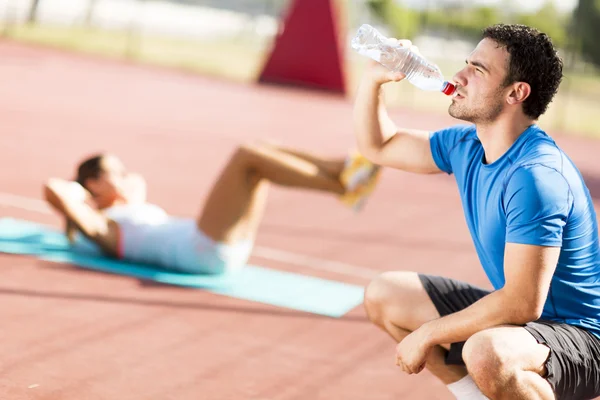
top-left (511, 299), bottom-right (545, 324)
top-left (499, 288), bottom-right (544, 324)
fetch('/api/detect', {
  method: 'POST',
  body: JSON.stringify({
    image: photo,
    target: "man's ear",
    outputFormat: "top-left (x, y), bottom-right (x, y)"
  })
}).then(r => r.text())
top-left (506, 82), bottom-right (531, 105)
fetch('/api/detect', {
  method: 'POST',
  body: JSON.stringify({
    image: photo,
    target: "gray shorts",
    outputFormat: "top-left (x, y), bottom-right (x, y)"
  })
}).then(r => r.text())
top-left (419, 274), bottom-right (600, 400)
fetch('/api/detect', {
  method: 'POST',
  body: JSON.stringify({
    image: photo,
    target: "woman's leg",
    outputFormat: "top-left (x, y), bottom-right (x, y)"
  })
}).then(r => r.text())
top-left (196, 143), bottom-right (347, 244)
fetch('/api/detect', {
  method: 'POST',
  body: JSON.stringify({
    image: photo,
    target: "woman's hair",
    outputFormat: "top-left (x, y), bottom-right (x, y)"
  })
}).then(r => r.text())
top-left (75, 154), bottom-right (104, 189)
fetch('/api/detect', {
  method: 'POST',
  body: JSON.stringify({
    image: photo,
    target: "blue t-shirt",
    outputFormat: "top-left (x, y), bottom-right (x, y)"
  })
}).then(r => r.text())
top-left (430, 124), bottom-right (600, 337)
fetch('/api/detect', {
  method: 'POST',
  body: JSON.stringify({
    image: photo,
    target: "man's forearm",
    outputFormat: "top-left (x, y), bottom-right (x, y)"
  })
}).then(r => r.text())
top-left (422, 289), bottom-right (540, 347)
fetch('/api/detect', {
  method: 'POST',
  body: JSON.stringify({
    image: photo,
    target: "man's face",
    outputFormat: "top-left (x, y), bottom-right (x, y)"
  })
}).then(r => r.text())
top-left (449, 38), bottom-right (512, 124)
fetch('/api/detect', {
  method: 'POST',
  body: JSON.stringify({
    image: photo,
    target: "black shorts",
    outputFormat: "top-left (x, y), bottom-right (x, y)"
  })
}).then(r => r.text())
top-left (419, 274), bottom-right (600, 400)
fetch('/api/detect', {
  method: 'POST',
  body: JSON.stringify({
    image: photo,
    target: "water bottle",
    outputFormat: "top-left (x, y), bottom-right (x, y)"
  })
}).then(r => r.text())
top-left (351, 24), bottom-right (456, 96)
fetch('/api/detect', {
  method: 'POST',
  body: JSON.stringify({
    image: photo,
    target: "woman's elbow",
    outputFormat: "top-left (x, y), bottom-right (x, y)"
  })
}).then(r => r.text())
top-left (43, 179), bottom-right (66, 209)
top-left (42, 181), bottom-right (56, 202)
top-left (43, 178), bottom-right (62, 192)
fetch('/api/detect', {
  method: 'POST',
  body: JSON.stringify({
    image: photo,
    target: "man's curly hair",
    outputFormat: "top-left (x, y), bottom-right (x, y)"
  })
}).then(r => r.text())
top-left (483, 24), bottom-right (563, 120)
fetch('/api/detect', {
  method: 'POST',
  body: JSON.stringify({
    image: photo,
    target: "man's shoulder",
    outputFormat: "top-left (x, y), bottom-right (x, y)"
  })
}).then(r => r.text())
top-left (431, 124), bottom-right (478, 150)
top-left (518, 126), bottom-right (561, 158)
top-left (503, 162), bottom-right (572, 206)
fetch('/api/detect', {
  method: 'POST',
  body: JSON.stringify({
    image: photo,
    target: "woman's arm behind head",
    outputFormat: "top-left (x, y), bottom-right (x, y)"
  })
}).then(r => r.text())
top-left (43, 178), bottom-right (119, 256)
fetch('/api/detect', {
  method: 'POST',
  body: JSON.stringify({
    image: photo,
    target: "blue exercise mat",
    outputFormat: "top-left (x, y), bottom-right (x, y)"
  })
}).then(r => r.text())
top-left (0, 218), bottom-right (365, 317)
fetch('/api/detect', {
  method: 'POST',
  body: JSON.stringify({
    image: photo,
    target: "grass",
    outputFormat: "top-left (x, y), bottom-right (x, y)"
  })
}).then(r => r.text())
top-left (1, 23), bottom-right (269, 82)
top-left (2, 22), bottom-right (599, 137)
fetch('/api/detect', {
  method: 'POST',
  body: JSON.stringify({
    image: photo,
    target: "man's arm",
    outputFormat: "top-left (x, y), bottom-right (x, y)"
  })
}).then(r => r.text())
top-left (353, 59), bottom-right (442, 174)
top-left (419, 165), bottom-right (570, 346)
top-left (421, 243), bottom-right (559, 346)
top-left (43, 178), bottom-right (117, 255)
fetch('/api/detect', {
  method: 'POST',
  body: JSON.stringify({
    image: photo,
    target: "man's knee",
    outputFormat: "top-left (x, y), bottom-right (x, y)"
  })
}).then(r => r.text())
top-left (364, 272), bottom-right (395, 325)
top-left (364, 271), bottom-right (430, 329)
top-left (463, 330), bottom-right (515, 397)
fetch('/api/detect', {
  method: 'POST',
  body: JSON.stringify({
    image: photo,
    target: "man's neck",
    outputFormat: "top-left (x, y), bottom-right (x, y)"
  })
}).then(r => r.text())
top-left (476, 114), bottom-right (535, 165)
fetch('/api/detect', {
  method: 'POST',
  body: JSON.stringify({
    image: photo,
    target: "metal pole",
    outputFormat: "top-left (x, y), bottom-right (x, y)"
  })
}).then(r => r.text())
top-left (85, 0), bottom-right (98, 27)
top-left (27, 0), bottom-right (41, 23)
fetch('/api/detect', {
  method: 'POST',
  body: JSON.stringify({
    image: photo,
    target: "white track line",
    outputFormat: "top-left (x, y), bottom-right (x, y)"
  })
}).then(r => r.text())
top-left (0, 192), bottom-right (51, 214)
top-left (0, 191), bottom-right (378, 279)
top-left (252, 246), bottom-right (377, 279)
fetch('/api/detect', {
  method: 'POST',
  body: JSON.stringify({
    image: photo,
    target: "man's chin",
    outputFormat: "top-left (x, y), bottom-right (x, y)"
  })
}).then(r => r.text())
top-left (448, 106), bottom-right (464, 120)
top-left (448, 105), bottom-right (474, 123)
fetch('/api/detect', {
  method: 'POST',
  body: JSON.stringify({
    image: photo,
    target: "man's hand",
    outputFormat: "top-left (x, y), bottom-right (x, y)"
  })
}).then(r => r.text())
top-left (361, 39), bottom-right (421, 86)
top-left (395, 325), bottom-right (434, 374)
top-left (364, 59), bottom-right (406, 86)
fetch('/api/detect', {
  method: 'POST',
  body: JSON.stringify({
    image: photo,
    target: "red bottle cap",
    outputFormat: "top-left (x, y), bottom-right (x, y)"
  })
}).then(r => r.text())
top-left (442, 82), bottom-right (456, 96)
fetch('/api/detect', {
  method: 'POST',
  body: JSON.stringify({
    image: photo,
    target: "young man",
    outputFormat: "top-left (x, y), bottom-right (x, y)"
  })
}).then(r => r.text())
top-left (43, 144), bottom-right (380, 274)
top-left (355, 24), bottom-right (600, 399)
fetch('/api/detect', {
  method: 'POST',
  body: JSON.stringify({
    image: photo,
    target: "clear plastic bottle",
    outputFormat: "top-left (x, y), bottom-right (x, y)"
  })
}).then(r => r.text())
top-left (351, 24), bottom-right (456, 96)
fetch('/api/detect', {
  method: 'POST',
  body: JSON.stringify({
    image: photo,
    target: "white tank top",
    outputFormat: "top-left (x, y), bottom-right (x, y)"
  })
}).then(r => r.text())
top-left (72, 203), bottom-right (213, 270)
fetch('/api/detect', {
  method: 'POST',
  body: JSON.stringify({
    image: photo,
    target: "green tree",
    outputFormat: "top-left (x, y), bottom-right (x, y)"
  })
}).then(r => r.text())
top-left (420, 5), bottom-right (502, 40)
top-left (571, 0), bottom-right (600, 67)
top-left (456, 6), bottom-right (501, 38)
top-left (365, 0), bottom-right (387, 22)
top-left (517, 1), bottom-right (568, 48)
top-left (365, 0), bottom-right (421, 39)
